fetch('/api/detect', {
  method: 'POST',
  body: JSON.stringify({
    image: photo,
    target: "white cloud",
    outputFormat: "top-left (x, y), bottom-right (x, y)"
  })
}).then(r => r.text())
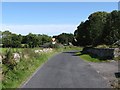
top-left (1, 24), bottom-right (78, 36)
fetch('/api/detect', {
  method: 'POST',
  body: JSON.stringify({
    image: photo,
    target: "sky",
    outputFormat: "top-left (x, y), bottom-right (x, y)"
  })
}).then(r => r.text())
top-left (2, 2), bottom-right (118, 36)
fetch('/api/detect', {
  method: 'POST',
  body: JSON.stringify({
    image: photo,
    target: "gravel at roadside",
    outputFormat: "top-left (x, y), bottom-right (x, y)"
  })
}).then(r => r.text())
top-left (88, 60), bottom-right (119, 88)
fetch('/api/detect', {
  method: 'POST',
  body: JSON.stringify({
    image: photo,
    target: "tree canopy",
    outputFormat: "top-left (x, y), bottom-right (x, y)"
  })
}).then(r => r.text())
top-left (2, 31), bottom-right (51, 48)
top-left (53, 33), bottom-right (74, 45)
top-left (74, 10), bottom-right (120, 46)
top-left (1, 31), bottom-right (74, 48)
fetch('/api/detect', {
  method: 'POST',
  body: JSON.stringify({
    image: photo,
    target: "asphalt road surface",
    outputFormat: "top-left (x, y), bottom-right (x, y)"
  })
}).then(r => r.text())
top-left (22, 51), bottom-right (110, 88)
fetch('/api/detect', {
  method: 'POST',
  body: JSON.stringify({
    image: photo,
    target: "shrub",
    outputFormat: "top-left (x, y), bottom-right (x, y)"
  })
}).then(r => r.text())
top-left (2, 48), bottom-right (17, 73)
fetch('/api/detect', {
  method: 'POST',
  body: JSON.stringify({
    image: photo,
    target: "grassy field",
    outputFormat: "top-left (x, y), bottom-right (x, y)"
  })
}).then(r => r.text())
top-left (1, 46), bottom-right (82, 89)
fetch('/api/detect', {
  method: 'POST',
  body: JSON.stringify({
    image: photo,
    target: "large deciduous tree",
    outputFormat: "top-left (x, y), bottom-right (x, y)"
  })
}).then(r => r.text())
top-left (74, 10), bottom-right (120, 46)
top-left (2, 31), bottom-right (22, 48)
top-left (103, 10), bottom-right (120, 45)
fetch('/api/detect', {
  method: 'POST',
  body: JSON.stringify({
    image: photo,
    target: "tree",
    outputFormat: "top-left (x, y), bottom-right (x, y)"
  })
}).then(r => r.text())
top-left (41, 34), bottom-right (51, 45)
top-left (2, 31), bottom-right (22, 48)
top-left (25, 33), bottom-right (51, 48)
top-left (0, 31), bottom-right (2, 45)
top-left (25, 33), bottom-right (39, 48)
top-left (2, 31), bottom-right (13, 47)
top-left (2, 31), bottom-right (52, 48)
top-left (75, 21), bottom-right (91, 46)
top-left (54, 33), bottom-right (74, 45)
top-left (88, 11), bottom-right (108, 45)
top-left (103, 10), bottom-right (120, 45)
top-left (11, 34), bottom-right (22, 48)
top-left (74, 11), bottom-right (114, 46)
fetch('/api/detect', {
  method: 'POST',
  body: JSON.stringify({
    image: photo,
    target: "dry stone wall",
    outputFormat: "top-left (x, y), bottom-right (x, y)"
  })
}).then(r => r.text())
top-left (82, 47), bottom-right (120, 60)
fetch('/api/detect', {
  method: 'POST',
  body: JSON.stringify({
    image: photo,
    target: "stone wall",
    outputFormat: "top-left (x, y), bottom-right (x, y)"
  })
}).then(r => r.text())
top-left (114, 48), bottom-right (120, 58)
top-left (82, 47), bottom-right (120, 60)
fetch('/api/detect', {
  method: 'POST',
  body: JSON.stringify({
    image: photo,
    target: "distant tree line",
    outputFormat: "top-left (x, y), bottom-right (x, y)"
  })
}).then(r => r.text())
top-left (73, 10), bottom-right (120, 46)
top-left (1, 31), bottom-right (51, 48)
top-left (0, 31), bottom-right (74, 48)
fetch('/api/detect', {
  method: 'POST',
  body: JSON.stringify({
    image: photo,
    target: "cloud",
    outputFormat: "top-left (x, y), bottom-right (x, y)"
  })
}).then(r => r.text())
top-left (1, 24), bottom-right (78, 36)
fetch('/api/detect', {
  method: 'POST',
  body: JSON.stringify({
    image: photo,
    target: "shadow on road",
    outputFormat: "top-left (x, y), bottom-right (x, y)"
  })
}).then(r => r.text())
top-left (63, 51), bottom-right (82, 56)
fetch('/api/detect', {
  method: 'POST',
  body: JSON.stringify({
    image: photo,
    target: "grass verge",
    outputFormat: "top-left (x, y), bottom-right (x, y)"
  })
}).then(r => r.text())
top-left (76, 52), bottom-right (107, 62)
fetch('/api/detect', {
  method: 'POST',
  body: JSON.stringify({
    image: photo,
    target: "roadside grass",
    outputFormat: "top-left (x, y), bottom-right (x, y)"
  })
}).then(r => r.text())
top-left (2, 46), bottom-right (82, 88)
top-left (62, 46), bottom-right (83, 51)
top-left (0, 48), bottom-right (23, 55)
top-left (76, 52), bottom-right (106, 62)
top-left (2, 49), bottom-right (58, 88)
top-left (0, 73), bottom-right (2, 90)
top-left (0, 48), bottom-right (2, 53)
top-left (2, 53), bottom-right (54, 88)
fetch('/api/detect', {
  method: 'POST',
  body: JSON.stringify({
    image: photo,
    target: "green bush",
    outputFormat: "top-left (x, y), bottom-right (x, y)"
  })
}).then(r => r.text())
top-left (2, 48), bottom-right (17, 75)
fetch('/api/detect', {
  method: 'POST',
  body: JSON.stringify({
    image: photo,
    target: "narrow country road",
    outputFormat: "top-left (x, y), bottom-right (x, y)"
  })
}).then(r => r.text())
top-left (22, 51), bottom-right (110, 88)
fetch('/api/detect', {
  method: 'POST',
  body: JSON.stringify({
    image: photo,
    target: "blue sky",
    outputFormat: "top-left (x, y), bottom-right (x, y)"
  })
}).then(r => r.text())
top-left (2, 2), bottom-right (118, 36)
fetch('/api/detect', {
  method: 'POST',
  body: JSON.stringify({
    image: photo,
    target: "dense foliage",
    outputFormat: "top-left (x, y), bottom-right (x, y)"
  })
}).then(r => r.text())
top-left (1, 31), bottom-right (51, 48)
top-left (74, 10), bottom-right (120, 46)
top-left (0, 31), bottom-right (75, 48)
top-left (53, 33), bottom-right (74, 45)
